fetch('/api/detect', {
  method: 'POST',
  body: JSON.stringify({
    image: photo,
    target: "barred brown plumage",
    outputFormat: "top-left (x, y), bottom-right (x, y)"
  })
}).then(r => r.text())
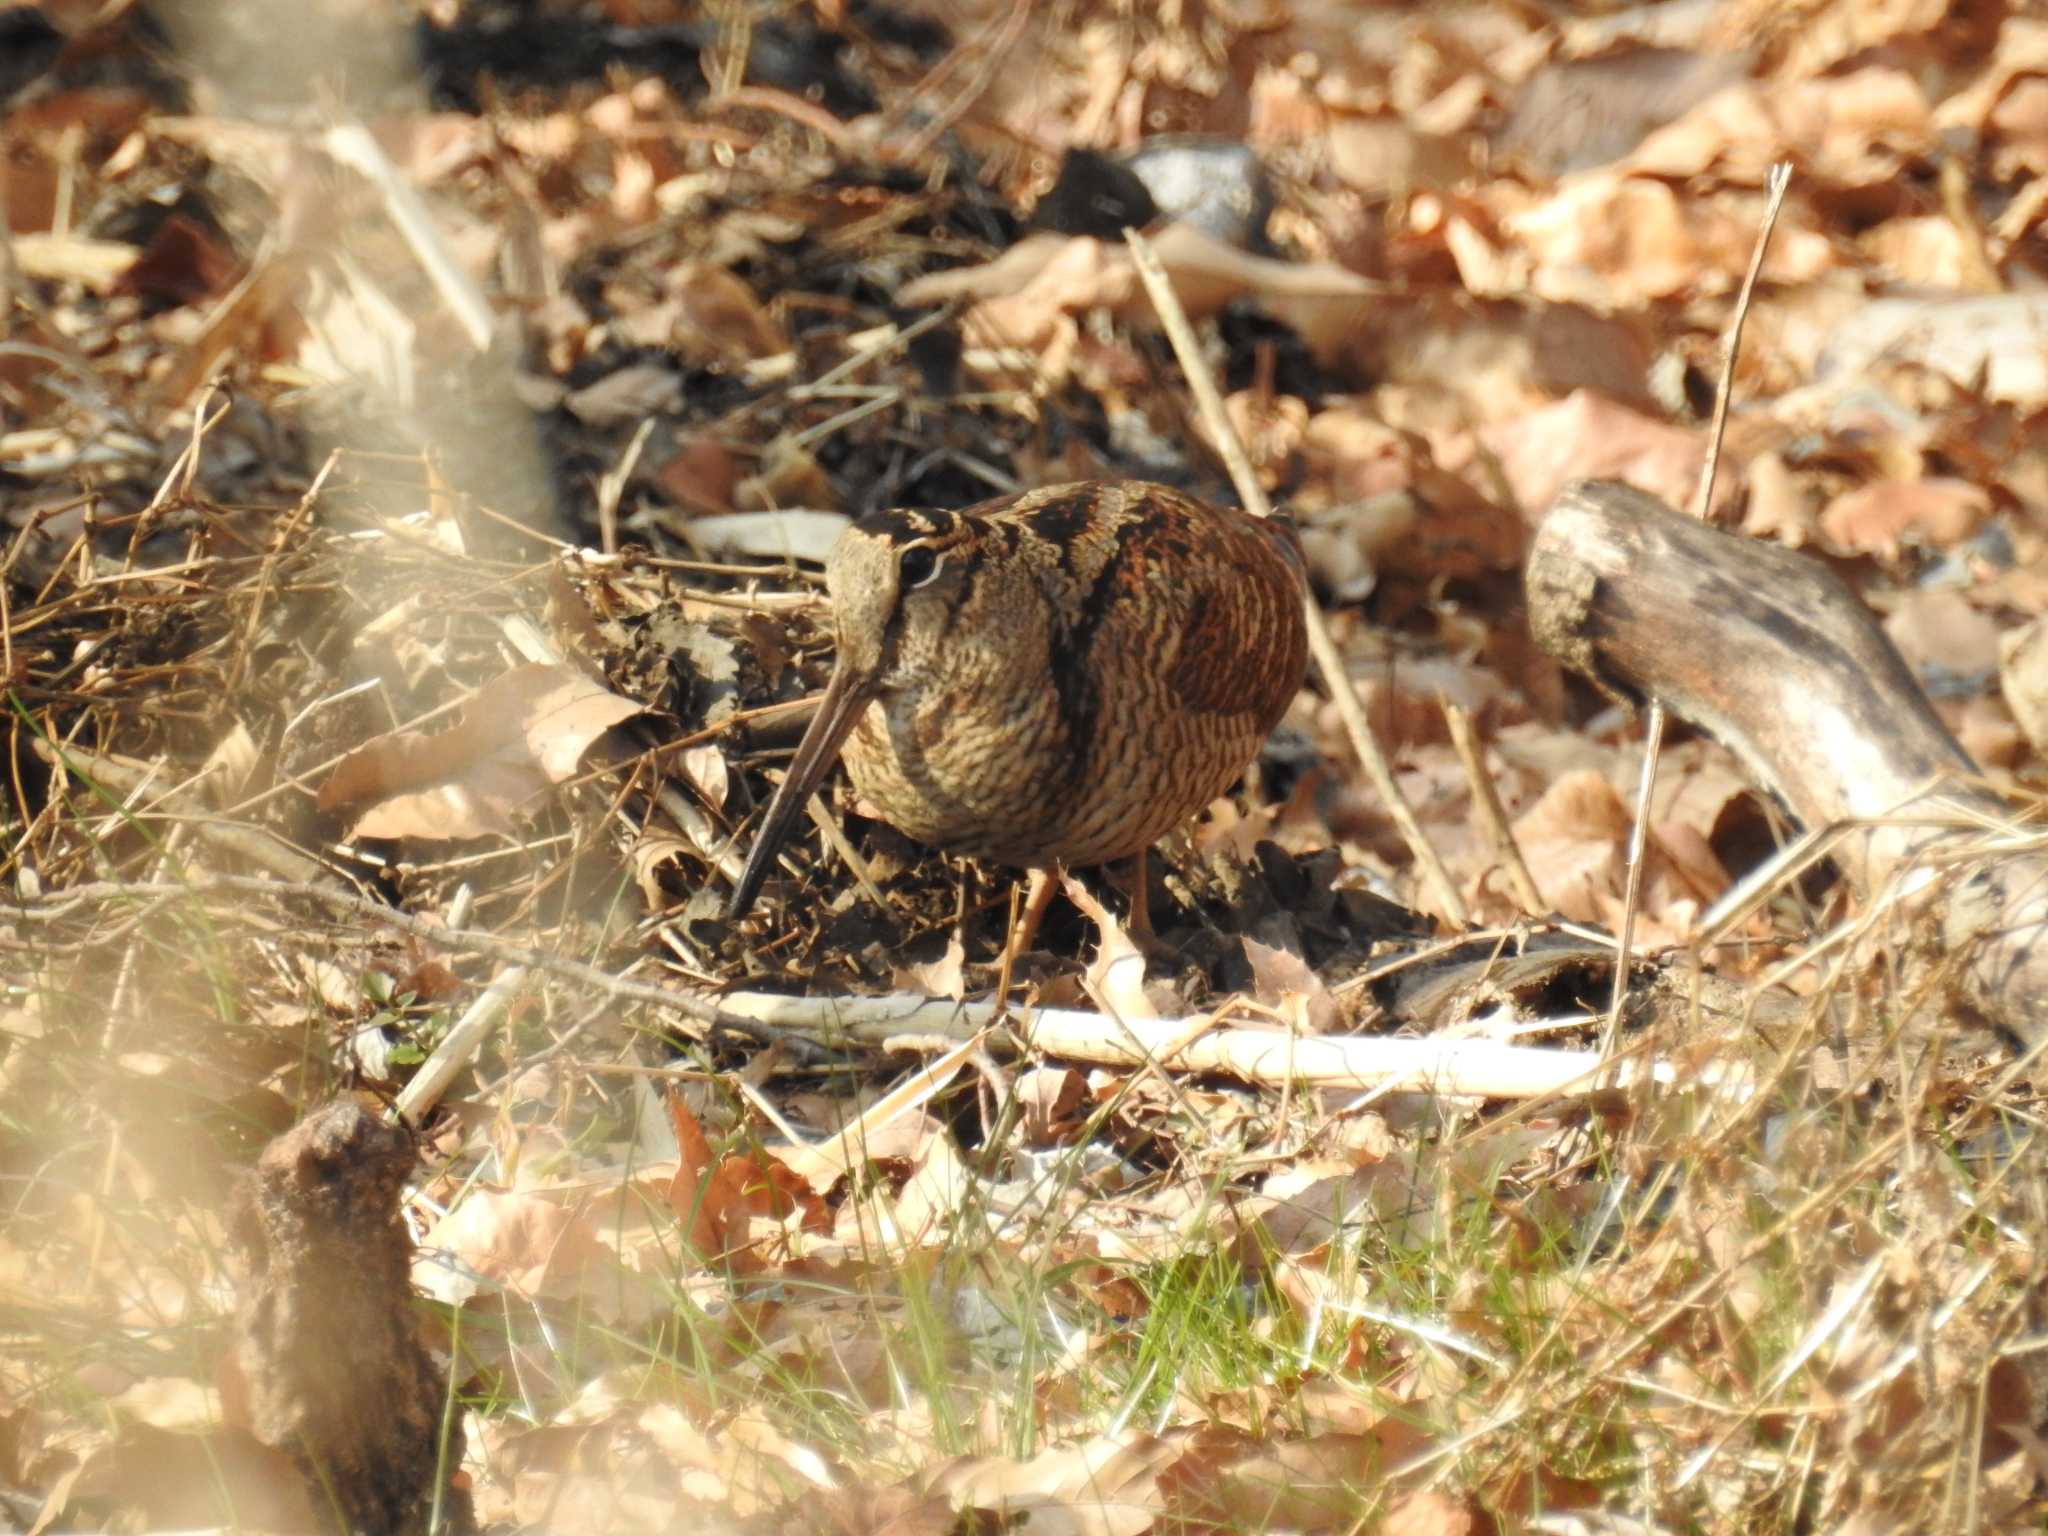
top-left (725, 479), bottom-right (1309, 931)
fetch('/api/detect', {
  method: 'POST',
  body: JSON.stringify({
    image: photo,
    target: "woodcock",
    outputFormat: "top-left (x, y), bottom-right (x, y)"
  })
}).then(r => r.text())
top-left (725, 480), bottom-right (1310, 933)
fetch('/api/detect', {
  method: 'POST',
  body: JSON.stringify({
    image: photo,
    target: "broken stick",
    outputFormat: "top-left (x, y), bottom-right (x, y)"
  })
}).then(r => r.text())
top-left (1525, 478), bottom-right (2045, 1048)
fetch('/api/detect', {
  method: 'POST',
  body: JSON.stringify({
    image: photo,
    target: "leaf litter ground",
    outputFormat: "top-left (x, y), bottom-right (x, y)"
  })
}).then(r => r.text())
top-left (1, 0), bottom-right (2045, 1531)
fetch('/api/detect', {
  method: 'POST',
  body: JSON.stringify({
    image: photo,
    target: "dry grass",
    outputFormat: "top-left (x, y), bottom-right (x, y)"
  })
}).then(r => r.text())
top-left (3, 461), bottom-right (2042, 1530)
top-left (4, 0), bottom-right (2047, 1529)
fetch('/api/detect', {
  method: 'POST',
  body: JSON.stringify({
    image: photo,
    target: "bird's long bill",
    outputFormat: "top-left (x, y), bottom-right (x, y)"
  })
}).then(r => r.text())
top-left (724, 664), bottom-right (876, 918)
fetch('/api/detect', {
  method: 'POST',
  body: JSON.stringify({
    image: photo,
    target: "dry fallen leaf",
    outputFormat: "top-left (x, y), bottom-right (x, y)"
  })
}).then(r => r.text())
top-left (663, 1087), bottom-right (826, 1263)
top-left (420, 1186), bottom-right (609, 1304)
top-left (1161, 1423), bottom-right (1437, 1533)
top-left (924, 1429), bottom-right (1174, 1536)
top-left (1511, 769), bottom-right (1631, 922)
top-left (1015, 1066), bottom-right (1088, 1144)
top-left (1809, 292), bottom-right (2048, 409)
top-left (317, 663), bottom-right (645, 839)
top-left (1623, 69), bottom-right (1932, 186)
top-left (1478, 390), bottom-right (1730, 519)
top-left (654, 434), bottom-right (739, 514)
top-left (891, 1127), bottom-right (977, 1246)
top-left (628, 833), bottom-right (693, 908)
top-left (676, 742), bottom-right (729, 808)
top-left (1379, 1487), bottom-right (1483, 1536)
top-left (1242, 936), bottom-right (1341, 1035)
top-left (562, 361), bottom-right (684, 426)
top-left (1453, 171), bottom-right (1835, 309)
top-left (1297, 404), bottom-right (1524, 584)
top-left (1819, 477), bottom-right (1992, 558)
top-left (1933, 15), bottom-right (2048, 176)
top-left (1741, 449), bottom-right (1820, 546)
top-left (1882, 588), bottom-right (2002, 682)
top-left (892, 931), bottom-right (967, 1002)
top-left (60, 1424), bottom-right (315, 1532)
top-left (2000, 614), bottom-right (2048, 755)
top-left (898, 225), bottom-right (1383, 377)
top-left (686, 508), bottom-right (850, 563)
top-left (1063, 874), bottom-right (1155, 1022)
top-left (666, 259), bottom-right (791, 365)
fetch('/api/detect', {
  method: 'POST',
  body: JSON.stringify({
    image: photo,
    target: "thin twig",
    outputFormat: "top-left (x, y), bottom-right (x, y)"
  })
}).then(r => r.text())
top-left (1694, 165), bottom-right (1794, 523)
top-left (805, 790), bottom-right (888, 909)
top-left (1443, 701), bottom-right (1543, 916)
top-left (31, 736), bottom-right (337, 887)
top-left (900, 0), bottom-right (1036, 165)
top-left (323, 121), bottom-right (495, 353)
top-left (790, 306), bottom-right (957, 400)
top-left (1123, 226), bottom-right (1468, 924)
top-left (1603, 723), bottom-right (1666, 1056)
top-left (6, 873), bottom-right (820, 1049)
top-left (711, 985), bottom-right (1705, 1100)
top-left (1604, 162), bottom-right (1792, 1055)
top-left (596, 418), bottom-right (654, 556)
top-left (392, 966), bottom-right (528, 1123)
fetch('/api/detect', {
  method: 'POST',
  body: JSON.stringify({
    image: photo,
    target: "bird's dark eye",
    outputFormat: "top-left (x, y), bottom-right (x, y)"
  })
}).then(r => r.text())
top-left (899, 545), bottom-right (942, 588)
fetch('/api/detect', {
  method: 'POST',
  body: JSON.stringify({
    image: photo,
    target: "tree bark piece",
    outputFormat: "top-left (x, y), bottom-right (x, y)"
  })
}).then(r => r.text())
top-left (1525, 478), bottom-right (2045, 1047)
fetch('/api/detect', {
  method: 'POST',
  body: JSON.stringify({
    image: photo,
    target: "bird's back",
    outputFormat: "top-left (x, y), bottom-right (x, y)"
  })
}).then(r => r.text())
top-left (843, 481), bottom-right (1307, 868)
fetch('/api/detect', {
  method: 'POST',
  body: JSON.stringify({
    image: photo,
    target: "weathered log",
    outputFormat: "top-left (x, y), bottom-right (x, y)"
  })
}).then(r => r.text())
top-left (1525, 478), bottom-right (2045, 1048)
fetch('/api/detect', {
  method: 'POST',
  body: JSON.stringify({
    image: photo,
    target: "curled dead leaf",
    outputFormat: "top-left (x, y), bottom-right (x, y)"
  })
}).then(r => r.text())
top-left (1015, 1066), bottom-right (1087, 1143)
top-left (631, 833), bottom-right (694, 907)
top-left (1480, 390), bottom-right (1730, 520)
top-left (899, 226), bottom-right (1382, 382)
top-left (316, 664), bottom-right (644, 840)
top-left (891, 931), bottom-right (967, 1002)
top-left (664, 1087), bottom-right (827, 1262)
top-left (1819, 478), bottom-right (1991, 559)
top-left (1063, 874), bottom-right (1155, 1022)
top-left (1242, 936), bottom-right (1341, 1035)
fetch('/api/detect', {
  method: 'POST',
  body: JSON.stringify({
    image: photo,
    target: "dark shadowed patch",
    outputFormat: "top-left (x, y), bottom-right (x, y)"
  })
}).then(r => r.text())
top-left (857, 507), bottom-right (959, 546)
top-left (1044, 515), bottom-right (1150, 775)
top-left (1020, 492), bottom-right (1103, 565)
top-left (935, 547), bottom-right (983, 647)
